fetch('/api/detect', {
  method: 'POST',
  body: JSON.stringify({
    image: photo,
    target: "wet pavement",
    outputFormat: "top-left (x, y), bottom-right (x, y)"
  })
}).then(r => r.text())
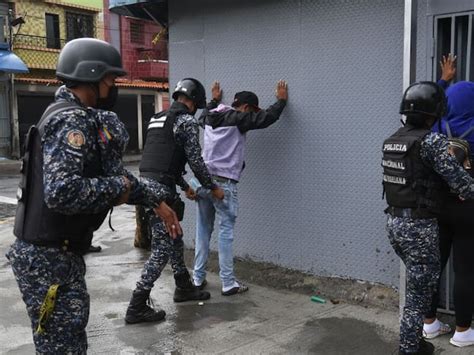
top-left (0, 165), bottom-right (469, 354)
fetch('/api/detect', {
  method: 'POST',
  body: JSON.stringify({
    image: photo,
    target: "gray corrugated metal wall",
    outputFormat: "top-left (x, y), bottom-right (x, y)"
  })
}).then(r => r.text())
top-left (169, 0), bottom-right (407, 287)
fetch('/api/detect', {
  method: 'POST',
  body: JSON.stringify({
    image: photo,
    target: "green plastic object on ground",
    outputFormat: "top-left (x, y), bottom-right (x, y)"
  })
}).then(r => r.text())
top-left (311, 295), bottom-right (326, 304)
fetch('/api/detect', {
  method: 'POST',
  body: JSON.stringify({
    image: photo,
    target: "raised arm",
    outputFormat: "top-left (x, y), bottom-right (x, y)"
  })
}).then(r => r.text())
top-left (197, 81), bottom-right (222, 128)
top-left (206, 80), bottom-right (288, 133)
top-left (437, 54), bottom-right (457, 90)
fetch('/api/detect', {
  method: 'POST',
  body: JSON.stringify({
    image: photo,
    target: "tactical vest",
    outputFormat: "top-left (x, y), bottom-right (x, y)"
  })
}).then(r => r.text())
top-left (382, 125), bottom-right (445, 217)
top-left (13, 101), bottom-right (108, 254)
top-left (139, 102), bottom-right (188, 187)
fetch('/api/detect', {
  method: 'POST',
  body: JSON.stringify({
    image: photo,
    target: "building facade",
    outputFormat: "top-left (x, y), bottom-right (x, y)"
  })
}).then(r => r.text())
top-left (103, 0), bottom-right (170, 151)
top-left (7, 0), bottom-right (168, 157)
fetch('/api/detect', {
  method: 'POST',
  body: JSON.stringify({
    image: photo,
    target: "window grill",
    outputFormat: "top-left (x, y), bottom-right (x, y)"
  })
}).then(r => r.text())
top-left (432, 11), bottom-right (474, 315)
top-left (434, 12), bottom-right (474, 82)
top-left (130, 21), bottom-right (144, 44)
top-left (66, 12), bottom-right (94, 41)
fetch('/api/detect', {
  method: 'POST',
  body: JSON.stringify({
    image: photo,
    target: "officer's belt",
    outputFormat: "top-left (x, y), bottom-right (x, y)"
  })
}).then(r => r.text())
top-left (212, 175), bottom-right (238, 184)
top-left (17, 237), bottom-right (87, 253)
top-left (384, 206), bottom-right (435, 219)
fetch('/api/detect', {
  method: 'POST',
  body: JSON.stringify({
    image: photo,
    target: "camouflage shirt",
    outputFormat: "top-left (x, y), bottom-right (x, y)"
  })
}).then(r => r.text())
top-left (172, 110), bottom-right (216, 191)
top-left (421, 132), bottom-right (474, 199)
top-left (94, 108), bottom-right (166, 206)
top-left (42, 86), bottom-right (128, 215)
top-left (95, 109), bottom-right (129, 175)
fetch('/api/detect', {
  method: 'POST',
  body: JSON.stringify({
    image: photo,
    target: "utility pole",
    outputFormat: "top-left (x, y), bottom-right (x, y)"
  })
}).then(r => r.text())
top-left (8, 9), bottom-right (20, 158)
top-left (0, 15), bottom-right (10, 158)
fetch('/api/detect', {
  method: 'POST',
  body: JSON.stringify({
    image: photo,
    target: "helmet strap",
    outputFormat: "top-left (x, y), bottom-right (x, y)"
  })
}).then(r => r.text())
top-left (89, 83), bottom-right (101, 106)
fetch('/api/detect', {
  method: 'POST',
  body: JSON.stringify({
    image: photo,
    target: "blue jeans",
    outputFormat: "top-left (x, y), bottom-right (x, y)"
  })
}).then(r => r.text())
top-left (193, 180), bottom-right (238, 290)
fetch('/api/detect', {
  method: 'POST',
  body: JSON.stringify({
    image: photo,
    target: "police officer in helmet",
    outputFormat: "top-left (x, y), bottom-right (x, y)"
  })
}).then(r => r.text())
top-left (125, 78), bottom-right (225, 324)
top-left (383, 81), bottom-right (474, 355)
top-left (6, 38), bottom-right (179, 354)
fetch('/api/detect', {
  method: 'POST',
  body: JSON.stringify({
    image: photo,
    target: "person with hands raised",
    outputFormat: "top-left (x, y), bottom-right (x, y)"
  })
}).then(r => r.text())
top-left (191, 80), bottom-right (288, 296)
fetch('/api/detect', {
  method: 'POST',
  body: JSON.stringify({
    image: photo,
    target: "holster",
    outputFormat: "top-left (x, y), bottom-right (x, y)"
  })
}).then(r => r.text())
top-left (170, 198), bottom-right (185, 221)
top-left (14, 126), bottom-right (37, 238)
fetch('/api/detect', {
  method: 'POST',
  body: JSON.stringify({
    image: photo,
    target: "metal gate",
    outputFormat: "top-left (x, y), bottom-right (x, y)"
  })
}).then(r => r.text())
top-left (433, 10), bottom-right (474, 314)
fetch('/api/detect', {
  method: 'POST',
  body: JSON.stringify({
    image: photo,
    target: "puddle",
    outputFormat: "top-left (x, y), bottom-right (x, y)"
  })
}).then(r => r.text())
top-left (284, 317), bottom-right (398, 354)
top-left (173, 300), bottom-right (257, 332)
top-left (105, 313), bottom-right (119, 319)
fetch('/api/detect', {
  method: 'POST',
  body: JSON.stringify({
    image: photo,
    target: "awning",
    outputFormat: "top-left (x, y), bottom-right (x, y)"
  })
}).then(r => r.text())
top-left (109, 0), bottom-right (168, 27)
top-left (0, 44), bottom-right (29, 74)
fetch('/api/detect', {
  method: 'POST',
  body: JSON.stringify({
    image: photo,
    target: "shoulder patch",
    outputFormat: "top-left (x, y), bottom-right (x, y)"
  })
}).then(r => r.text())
top-left (66, 130), bottom-right (85, 149)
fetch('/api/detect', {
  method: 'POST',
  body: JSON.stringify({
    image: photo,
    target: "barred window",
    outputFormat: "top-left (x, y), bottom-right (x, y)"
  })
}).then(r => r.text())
top-left (130, 21), bottom-right (144, 44)
top-left (66, 12), bottom-right (94, 41)
top-left (434, 12), bottom-right (474, 81)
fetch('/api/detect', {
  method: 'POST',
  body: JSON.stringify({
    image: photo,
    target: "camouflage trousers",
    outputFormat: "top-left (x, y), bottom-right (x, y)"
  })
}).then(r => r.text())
top-left (386, 215), bottom-right (441, 354)
top-left (135, 213), bottom-right (188, 291)
top-left (6, 239), bottom-right (89, 354)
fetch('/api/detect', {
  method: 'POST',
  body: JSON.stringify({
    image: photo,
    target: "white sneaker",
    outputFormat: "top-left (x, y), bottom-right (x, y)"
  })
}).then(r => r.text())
top-left (423, 320), bottom-right (452, 339)
top-left (450, 328), bottom-right (474, 347)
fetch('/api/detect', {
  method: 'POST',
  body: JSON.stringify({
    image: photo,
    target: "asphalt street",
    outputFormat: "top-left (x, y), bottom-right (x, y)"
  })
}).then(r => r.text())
top-left (0, 163), bottom-right (469, 354)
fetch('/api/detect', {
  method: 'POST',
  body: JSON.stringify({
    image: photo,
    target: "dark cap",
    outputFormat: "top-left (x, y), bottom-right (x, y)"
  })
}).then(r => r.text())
top-left (231, 91), bottom-right (260, 111)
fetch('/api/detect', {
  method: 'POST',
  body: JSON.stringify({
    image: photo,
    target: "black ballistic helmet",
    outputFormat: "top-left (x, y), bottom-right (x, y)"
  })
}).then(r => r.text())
top-left (400, 81), bottom-right (446, 119)
top-left (56, 38), bottom-right (126, 83)
top-left (172, 78), bottom-right (206, 109)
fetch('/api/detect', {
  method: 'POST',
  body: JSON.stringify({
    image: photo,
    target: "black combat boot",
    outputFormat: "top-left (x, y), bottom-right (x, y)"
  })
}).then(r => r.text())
top-left (416, 339), bottom-right (435, 355)
top-left (399, 339), bottom-right (435, 355)
top-left (125, 289), bottom-right (166, 324)
top-left (173, 270), bottom-right (211, 303)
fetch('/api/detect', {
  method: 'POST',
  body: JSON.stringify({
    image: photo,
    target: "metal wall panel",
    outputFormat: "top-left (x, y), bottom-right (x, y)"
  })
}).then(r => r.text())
top-left (168, 0), bottom-right (406, 286)
top-left (428, 0), bottom-right (474, 16)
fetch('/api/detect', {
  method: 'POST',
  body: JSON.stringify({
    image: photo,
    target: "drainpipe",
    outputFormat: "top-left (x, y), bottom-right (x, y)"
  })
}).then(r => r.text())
top-left (400, 0), bottom-right (418, 311)
top-left (10, 77), bottom-right (19, 158)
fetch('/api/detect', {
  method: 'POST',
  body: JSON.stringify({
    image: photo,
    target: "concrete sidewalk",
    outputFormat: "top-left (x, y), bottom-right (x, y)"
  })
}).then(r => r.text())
top-left (0, 204), bottom-right (468, 354)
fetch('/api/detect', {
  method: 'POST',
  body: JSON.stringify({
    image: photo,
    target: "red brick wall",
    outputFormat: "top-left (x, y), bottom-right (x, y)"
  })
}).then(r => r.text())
top-left (120, 16), bottom-right (168, 81)
top-left (162, 94), bottom-right (170, 110)
top-left (103, 0), bottom-right (168, 81)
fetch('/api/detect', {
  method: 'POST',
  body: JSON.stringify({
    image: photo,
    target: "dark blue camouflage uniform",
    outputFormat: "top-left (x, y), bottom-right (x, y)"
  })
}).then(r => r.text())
top-left (7, 240), bottom-right (89, 354)
top-left (6, 86), bottom-right (131, 354)
top-left (387, 132), bottom-right (474, 354)
top-left (135, 112), bottom-right (215, 291)
top-left (94, 109), bottom-right (167, 206)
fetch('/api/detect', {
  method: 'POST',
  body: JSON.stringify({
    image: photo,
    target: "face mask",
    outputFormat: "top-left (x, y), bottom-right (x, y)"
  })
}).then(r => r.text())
top-left (97, 85), bottom-right (118, 111)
